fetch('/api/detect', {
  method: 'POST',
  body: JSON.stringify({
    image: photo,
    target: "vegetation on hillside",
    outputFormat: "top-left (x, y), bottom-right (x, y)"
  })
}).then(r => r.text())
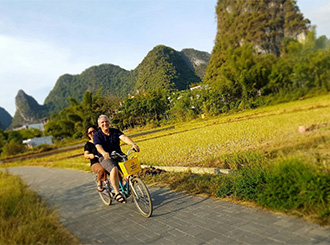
top-left (41, 46), bottom-right (208, 116)
top-left (203, 0), bottom-right (329, 110)
top-left (181, 48), bottom-right (210, 79)
top-left (135, 45), bottom-right (202, 92)
top-left (205, 0), bottom-right (310, 83)
top-left (44, 64), bottom-right (137, 114)
top-left (42, 30), bottom-right (330, 138)
top-left (41, 30), bottom-right (330, 137)
top-left (204, 30), bottom-right (330, 111)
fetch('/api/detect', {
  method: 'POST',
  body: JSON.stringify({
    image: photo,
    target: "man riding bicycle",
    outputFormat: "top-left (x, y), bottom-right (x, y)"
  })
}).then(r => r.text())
top-left (93, 114), bottom-right (140, 203)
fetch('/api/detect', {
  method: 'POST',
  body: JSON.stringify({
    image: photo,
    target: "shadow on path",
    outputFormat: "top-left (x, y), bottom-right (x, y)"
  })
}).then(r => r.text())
top-left (151, 187), bottom-right (209, 217)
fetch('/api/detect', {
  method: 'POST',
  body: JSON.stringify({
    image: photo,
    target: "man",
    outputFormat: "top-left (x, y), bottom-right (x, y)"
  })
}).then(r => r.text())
top-left (93, 114), bottom-right (140, 203)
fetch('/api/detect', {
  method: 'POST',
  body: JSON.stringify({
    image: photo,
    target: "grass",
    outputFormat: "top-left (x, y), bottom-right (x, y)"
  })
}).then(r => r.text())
top-left (0, 170), bottom-right (80, 244)
top-left (257, 159), bottom-right (330, 223)
top-left (141, 155), bottom-right (330, 225)
top-left (1, 93), bottom-right (330, 239)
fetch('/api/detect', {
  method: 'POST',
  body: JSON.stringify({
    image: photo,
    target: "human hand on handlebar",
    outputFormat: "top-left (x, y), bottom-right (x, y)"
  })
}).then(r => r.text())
top-left (102, 152), bottom-right (110, 160)
top-left (133, 143), bottom-right (140, 152)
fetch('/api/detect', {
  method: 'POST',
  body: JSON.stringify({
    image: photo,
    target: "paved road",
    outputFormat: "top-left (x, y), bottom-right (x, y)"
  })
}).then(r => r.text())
top-left (7, 166), bottom-right (330, 244)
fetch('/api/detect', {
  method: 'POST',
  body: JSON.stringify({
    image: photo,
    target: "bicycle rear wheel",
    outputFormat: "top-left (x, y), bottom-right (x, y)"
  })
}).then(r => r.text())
top-left (130, 177), bottom-right (153, 217)
top-left (98, 179), bottom-right (113, 206)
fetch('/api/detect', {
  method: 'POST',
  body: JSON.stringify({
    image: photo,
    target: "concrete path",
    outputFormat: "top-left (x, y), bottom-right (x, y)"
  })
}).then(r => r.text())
top-left (6, 166), bottom-right (330, 244)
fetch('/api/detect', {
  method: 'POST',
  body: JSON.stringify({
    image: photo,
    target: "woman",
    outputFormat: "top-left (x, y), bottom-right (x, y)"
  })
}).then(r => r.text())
top-left (84, 126), bottom-right (106, 192)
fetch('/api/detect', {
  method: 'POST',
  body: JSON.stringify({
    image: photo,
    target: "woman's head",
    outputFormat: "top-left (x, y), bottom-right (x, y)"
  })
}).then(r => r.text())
top-left (86, 126), bottom-right (97, 139)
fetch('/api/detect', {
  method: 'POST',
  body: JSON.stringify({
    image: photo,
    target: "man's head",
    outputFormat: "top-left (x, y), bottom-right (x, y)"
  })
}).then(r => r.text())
top-left (97, 115), bottom-right (110, 131)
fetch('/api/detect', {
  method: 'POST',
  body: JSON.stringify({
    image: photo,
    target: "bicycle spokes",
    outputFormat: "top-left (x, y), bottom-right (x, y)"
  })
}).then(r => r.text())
top-left (130, 177), bottom-right (153, 217)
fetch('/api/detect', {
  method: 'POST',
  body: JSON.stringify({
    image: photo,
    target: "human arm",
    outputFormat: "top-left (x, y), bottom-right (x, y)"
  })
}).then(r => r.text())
top-left (84, 142), bottom-right (99, 160)
top-left (119, 134), bottom-right (140, 152)
top-left (95, 144), bottom-right (110, 160)
top-left (84, 150), bottom-right (95, 160)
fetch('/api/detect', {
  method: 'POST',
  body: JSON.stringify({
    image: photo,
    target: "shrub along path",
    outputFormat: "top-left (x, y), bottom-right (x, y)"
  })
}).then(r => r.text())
top-left (8, 166), bottom-right (330, 244)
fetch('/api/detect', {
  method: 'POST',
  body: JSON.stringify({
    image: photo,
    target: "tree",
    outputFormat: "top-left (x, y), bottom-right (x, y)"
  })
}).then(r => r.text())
top-left (267, 31), bottom-right (330, 95)
top-left (113, 89), bottom-right (171, 128)
top-left (1, 140), bottom-right (26, 157)
top-left (44, 91), bottom-right (121, 139)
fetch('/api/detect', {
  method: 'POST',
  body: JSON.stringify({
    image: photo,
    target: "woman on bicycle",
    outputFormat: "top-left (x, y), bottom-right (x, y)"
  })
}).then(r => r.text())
top-left (84, 126), bottom-right (106, 192)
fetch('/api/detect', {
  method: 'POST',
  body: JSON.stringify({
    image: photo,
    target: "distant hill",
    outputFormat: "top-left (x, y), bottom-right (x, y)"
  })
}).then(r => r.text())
top-left (181, 48), bottom-right (210, 79)
top-left (204, 0), bottom-right (310, 83)
top-left (10, 90), bottom-right (49, 129)
top-left (44, 64), bottom-right (137, 114)
top-left (44, 46), bottom-right (209, 114)
top-left (134, 45), bottom-right (205, 92)
top-left (0, 106), bottom-right (12, 130)
top-left (10, 45), bottom-right (210, 127)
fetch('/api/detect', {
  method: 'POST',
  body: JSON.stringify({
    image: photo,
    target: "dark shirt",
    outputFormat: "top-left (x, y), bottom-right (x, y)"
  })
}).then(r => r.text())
top-left (84, 141), bottom-right (100, 166)
top-left (93, 128), bottom-right (124, 154)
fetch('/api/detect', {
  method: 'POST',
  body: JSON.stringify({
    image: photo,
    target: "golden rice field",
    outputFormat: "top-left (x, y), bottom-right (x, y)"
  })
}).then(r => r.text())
top-left (2, 94), bottom-right (330, 171)
top-left (121, 94), bottom-right (330, 168)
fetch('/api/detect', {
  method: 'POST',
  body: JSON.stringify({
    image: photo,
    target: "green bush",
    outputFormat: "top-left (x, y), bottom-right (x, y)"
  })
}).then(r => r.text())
top-left (257, 159), bottom-right (330, 217)
top-left (216, 157), bottom-right (330, 223)
top-left (216, 161), bottom-right (267, 200)
top-left (233, 163), bottom-right (267, 200)
top-left (1, 140), bottom-right (26, 157)
top-left (216, 176), bottom-right (235, 198)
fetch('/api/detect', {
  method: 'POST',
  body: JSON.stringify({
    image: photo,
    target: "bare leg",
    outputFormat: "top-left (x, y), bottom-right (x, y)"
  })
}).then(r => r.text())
top-left (110, 166), bottom-right (120, 194)
top-left (110, 167), bottom-right (126, 203)
top-left (100, 158), bottom-right (125, 202)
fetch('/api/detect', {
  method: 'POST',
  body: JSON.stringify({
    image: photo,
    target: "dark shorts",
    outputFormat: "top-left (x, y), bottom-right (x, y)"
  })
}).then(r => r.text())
top-left (99, 157), bottom-right (119, 174)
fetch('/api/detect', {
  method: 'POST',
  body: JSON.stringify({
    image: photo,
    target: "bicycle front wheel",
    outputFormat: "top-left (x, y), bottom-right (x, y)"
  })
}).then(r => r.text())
top-left (130, 177), bottom-right (153, 217)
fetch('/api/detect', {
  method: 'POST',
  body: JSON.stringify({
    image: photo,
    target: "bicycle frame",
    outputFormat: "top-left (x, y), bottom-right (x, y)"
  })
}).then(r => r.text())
top-left (117, 150), bottom-right (141, 199)
top-left (118, 175), bottom-right (130, 198)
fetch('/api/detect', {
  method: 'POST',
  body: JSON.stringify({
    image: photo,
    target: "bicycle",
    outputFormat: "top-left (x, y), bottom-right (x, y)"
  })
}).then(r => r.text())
top-left (93, 148), bottom-right (153, 218)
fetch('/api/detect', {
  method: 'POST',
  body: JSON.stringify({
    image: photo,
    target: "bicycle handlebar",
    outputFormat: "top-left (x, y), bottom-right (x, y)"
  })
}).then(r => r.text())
top-left (127, 148), bottom-right (136, 156)
top-left (110, 148), bottom-right (136, 161)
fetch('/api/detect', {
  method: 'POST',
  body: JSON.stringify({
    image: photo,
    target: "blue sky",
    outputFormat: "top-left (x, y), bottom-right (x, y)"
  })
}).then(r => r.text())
top-left (0, 0), bottom-right (329, 117)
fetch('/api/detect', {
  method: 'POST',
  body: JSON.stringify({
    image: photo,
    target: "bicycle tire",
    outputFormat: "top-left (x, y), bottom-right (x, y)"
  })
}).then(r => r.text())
top-left (98, 179), bottom-right (113, 206)
top-left (130, 177), bottom-right (153, 217)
